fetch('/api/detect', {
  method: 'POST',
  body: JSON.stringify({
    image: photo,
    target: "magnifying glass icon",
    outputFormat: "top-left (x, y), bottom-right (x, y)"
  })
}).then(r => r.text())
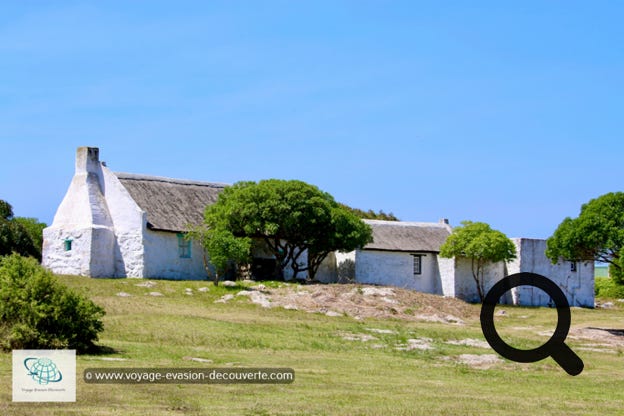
top-left (480, 272), bottom-right (584, 376)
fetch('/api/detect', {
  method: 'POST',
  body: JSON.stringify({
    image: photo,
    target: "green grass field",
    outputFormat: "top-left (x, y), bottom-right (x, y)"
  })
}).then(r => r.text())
top-left (1, 276), bottom-right (623, 415)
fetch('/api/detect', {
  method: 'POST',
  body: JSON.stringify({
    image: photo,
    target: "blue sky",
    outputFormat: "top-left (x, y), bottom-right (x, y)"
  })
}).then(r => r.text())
top-left (1, 1), bottom-right (622, 239)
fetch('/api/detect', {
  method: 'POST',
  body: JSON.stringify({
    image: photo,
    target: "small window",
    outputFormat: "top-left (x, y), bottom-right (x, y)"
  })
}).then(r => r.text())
top-left (177, 233), bottom-right (191, 258)
top-left (412, 254), bottom-right (422, 275)
top-left (570, 262), bottom-right (577, 272)
top-left (64, 239), bottom-right (72, 251)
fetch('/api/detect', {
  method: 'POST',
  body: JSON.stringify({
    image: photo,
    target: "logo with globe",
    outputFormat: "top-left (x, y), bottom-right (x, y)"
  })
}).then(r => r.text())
top-left (23, 357), bottom-right (63, 385)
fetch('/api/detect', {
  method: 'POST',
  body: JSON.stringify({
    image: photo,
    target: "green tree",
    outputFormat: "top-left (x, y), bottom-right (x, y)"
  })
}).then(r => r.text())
top-left (13, 217), bottom-right (47, 259)
top-left (439, 221), bottom-right (517, 302)
top-left (204, 179), bottom-right (372, 280)
top-left (0, 199), bottom-right (43, 260)
top-left (188, 227), bottom-right (251, 285)
top-left (546, 192), bottom-right (624, 284)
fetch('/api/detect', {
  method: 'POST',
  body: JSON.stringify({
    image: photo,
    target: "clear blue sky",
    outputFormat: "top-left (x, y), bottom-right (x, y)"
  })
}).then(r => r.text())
top-left (1, 1), bottom-right (622, 239)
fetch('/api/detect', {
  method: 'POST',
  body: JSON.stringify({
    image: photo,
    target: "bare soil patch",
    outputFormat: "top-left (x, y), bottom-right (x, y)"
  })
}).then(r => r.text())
top-left (239, 283), bottom-right (479, 323)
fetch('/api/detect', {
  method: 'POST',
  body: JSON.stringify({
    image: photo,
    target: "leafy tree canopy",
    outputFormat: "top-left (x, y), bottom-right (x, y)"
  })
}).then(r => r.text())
top-left (440, 221), bottom-right (516, 301)
top-left (546, 192), bottom-right (624, 284)
top-left (0, 199), bottom-right (46, 261)
top-left (204, 179), bottom-right (372, 280)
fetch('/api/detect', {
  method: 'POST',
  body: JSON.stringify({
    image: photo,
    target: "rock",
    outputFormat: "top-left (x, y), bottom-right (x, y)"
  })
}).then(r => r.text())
top-left (325, 311), bottom-right (342, 317)
top-left (340, 332), bottom-right (377, 342)
top-left (183, 356), bottom-right (213, 363)
top-left (197, 287), bottom-right (209, 292)
top-left (116, 292), bottom-right (131, 297)
top-left (395, 338), bottom-right (433, 351)
top-left (446, 339), bottom-right (490, 349)
top-left (222, 281), bottom-right (237, 287)
top-left (215, 294), bottom-right (234, 303)
top-left (365, 328), bottom-right (398, 334)
top-left (361, 287), bottom-right (395, 297)
top-left (456, 354), bottom-right (502, 369)
top-left (255, 284), bottom-right (267, 291)
top-left (496, 310), bottom-right (506, 316)
top-left (148, 292), bottom-right (164, 297)
top-left (135, 281), bottom-right (157, 288)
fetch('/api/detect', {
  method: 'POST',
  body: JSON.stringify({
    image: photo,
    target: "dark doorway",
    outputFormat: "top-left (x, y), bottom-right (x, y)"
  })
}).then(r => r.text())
top-left (251, 258), bottom-right (280, 280)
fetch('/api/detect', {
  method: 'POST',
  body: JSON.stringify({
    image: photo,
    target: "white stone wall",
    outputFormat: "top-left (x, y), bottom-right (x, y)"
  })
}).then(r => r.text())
top-left (42, 148), bottom-right (116, 277)
top-left (100, 165), bottom-right (146, 277)
top-left (508, 238), bottom-right (594, 307)
top-left (336, 251), bottom-right (356, 283)
top-left (143, 230), bottom-right (208, 279)
top-left (438, 256), bottom-right (456, 297)
top-left (453, 257), bottom-right (507, 303)
top-left (353, 250), bottom-right (443, 294)
top-left (315, 252), bottom-right (337, 283)
top-left (42, 227), bottom-right (93, 276)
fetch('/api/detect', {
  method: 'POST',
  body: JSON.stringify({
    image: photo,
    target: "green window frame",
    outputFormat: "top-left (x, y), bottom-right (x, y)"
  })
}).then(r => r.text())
top-left (177, 233), bottom-right (191, 258)
top-left (64, 239), bottom-right (73, 251)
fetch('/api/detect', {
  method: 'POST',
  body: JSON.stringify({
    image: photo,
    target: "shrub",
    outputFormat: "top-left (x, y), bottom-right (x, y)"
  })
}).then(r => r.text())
top-left (594, 277), bottom-right (624, 299)
top-left (0, 254), bottom-right (105, 352)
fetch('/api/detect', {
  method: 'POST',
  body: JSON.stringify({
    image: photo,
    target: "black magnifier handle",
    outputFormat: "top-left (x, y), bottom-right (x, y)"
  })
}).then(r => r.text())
top-left (551, 343), bottom-right (584, 376)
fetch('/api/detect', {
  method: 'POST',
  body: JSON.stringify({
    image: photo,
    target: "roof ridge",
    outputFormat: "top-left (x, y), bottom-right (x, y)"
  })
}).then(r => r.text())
top-left (114, 172), bottom-right (229, 188)
top-left (363, 219), bottom-right (448, 227)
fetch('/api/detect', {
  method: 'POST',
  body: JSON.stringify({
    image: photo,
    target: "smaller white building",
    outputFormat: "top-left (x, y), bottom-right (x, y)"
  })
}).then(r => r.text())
top-left (317, 220), bottom-right (594, 307)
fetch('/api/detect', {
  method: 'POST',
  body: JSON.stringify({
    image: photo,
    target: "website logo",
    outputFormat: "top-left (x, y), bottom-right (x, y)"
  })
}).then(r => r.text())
top-left (12, 350), bottom-right (76, 402)
top-left (24, 357), bottom-right (63, 385)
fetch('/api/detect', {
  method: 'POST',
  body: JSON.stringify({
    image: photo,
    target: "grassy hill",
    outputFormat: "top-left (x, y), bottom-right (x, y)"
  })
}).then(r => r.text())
top-left (1, 276), bottom-right (623, 415)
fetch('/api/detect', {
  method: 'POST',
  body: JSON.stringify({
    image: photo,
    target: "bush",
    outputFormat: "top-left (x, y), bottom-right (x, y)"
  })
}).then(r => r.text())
top-left (0, 254), bottom-right (105, 352)
top-left (594, 276), bottom-right (624, 299)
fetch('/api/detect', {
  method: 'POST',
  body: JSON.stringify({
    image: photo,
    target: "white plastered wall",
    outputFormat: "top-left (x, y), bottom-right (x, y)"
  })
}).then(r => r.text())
top-left (353, 250), bottom-right (443, 294)
top-left (42, 148), bottom-right (116, 277)
top-left (507, 238), bottom-right (594, 307)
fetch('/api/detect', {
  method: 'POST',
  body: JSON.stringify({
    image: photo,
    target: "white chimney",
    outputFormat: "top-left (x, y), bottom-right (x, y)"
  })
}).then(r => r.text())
top-left (75, 147), bottom-right (100, 174)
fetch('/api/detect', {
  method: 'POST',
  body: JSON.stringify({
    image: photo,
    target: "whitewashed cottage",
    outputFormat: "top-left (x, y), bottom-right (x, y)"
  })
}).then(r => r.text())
top-left (43, 147), bottom-right (594, 307)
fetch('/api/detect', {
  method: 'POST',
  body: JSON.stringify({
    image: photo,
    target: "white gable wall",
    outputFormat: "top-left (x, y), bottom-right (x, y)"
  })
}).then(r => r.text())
top-left (100, 165), bottom-right (146, 277)
top-left (43, 148), bottom-right (116, 277)
top-left (507, 238), bottom-right (594, 307)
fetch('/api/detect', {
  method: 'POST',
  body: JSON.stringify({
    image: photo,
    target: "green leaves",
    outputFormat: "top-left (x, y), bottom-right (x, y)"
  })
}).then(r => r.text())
top-left (0, 199), bottom-right (46, 260)
top-left (547, 192), bottom-right (624, 284)
top-left (440, 221), bottom-right (516, 262)
top-left (439, 221), bottom-right (516, 301)
top-left (201, 179), bottom-right (372, 280)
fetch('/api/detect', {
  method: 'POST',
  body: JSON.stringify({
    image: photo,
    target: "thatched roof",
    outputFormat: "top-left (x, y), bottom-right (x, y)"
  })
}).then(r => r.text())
top-left (115, 172), bottom-right (227, 232)
top-left (363, 220), bottom-right (451, 253)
